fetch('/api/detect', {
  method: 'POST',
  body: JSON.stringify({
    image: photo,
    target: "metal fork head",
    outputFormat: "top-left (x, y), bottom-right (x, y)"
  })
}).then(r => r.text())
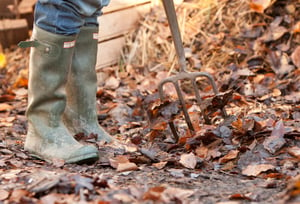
top-left (158, 71), bottom-right (226, 142)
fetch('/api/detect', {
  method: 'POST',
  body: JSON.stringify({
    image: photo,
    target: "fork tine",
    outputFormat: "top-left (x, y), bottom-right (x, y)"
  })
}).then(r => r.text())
top-left (157, 71), bottom-right (228, 142)
top-left (173, 80), bottom-right (195, 133)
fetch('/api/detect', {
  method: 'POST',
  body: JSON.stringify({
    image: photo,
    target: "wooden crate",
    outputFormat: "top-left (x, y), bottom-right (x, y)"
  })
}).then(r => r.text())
top-left (0, 19), bottom-right (29, 49)
top-left (96, 0), bottom-right (151, 69)
top-left (18, 0), bottom-right (37, 29)
top-left (0, 0), bottom-right (15, 18)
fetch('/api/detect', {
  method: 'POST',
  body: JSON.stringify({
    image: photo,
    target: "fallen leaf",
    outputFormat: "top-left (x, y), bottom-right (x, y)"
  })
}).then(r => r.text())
top-left (9, 189), bottom-right (29, 202)
top-left (168, 168), bottom-right (185, 178)
top-left (242, 164), bottom-right (275, 176)
top-left (113, 193), bottom-right (134, 203)
top-left (143, 186), bottom-right (166, 201)
top-left (109, 155), bottom-right (130, 169)
top-left (250, 0), bottom-right (272, 13)
top-left (51, 158), bottom-right (65, 168)
top-left (207, 148), bottom-right (222, 159)
top-left (0, 103), bottom-right (13, 111)
top-left (285, 92), bottom-right (300, 103)
top-left (162, 187), bottom-right (194, 202)
top-left (229, 193), bottom-right (252, 201)
top-left (0, 94), bottom-right (15, 102)
top-left (0, 189), bottom-right (9, 201)
top-left (288, 146), bottom-right (300, 158)
top-left (263, 120), bottom-right (286, 154)
top-left (234, 68), bottom-right (255, 77)
top-left (267, 26), bottom-right (288, 41)
top-left (293, 21), bottom-right (300, 33)
top-left (221, 161), bottom-right (236, 171)
top-left (13, 77), bottom-right (28, 89)
top-left (263, 173), bottom-right (285, 179)
top-left (117, 162), bottom-right (138, 172)
top-left (153, 161), bottom-right (168, 169)
top-left (179, 152), bottom-right (197, 169)
top-left (219, 150), bottom-right (239, 163)
top-left (291, 46), bottom-right (300, 68)
top-left (40, 193), bottom-right (74, 204)
top-left (104, 75), bottom-right (120, 89)
top-left (195, 146), bottom-right (209, 159)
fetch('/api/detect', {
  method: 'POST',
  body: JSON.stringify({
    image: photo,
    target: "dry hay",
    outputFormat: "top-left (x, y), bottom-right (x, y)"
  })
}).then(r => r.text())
top-left (121, 0), bottom-right (299, 77)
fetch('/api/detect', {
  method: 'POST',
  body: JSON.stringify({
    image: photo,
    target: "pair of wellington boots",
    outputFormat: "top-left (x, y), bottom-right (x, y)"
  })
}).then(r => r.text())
top-left (22, 26), bottom-right (112, 164)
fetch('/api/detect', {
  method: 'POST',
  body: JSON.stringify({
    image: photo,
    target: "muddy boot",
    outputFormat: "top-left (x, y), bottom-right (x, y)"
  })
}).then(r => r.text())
top-left (21, 26), bottom-right (99, 163)
top-left (63, 27), bottom-right (113, 142)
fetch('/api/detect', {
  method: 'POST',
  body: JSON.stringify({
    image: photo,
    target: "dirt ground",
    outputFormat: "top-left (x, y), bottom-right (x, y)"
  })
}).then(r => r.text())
top-left (1, 0), bottom-right (300, 203)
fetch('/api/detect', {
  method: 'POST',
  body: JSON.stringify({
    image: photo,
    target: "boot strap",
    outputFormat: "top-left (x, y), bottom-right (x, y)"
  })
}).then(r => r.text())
top-left (18, 41), bottom-right (40, 48)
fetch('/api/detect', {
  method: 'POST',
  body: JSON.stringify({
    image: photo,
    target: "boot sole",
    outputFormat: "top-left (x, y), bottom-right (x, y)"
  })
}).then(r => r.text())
top-left (28, 152), bottom-right (99, 164)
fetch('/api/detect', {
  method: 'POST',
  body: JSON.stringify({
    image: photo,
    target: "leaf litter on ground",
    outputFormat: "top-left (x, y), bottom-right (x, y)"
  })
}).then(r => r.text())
top-left (0, 0), bottom-right (300, 203)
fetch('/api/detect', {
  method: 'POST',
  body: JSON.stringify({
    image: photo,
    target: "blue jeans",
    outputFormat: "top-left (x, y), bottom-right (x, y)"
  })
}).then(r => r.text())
top-left (35, 0), bottom-right (110, 35)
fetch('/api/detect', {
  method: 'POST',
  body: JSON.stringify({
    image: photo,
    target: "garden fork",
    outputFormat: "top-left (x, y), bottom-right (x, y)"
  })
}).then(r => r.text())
top-left (158, 0), bottom-right (227, 142)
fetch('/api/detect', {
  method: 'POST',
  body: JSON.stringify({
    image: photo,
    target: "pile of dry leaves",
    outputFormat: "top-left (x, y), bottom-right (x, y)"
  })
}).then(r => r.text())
top-left (0, 0), bottom-right (300, 203)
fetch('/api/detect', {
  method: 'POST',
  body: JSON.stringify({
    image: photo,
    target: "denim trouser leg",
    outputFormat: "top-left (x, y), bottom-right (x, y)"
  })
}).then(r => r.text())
top-left (34, 0), bottom-right (110, 35)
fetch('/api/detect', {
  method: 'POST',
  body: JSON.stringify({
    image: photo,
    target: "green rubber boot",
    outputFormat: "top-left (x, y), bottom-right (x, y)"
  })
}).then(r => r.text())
top-left (23, 26), bottom-right (99, 164)
top-left (63, 27), bottom-right (113, 142)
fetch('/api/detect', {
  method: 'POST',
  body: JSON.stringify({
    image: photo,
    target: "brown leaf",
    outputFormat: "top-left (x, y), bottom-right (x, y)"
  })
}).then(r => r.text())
top-left (13, 77), bottom-right (28, 89)
top-left (104, 75), bottom-right (120, 89)
top-left (219, 150), bottom-right (239, 163)
top-left (0, 189), bottom-right (9, 201)
top-left (229, 193), bottom-right (252, 201)
top-left (234, 68), bottom-right (255, 77)
top-left (143, 186), bottom-right (166, 201)
top-left (242, 164), bottom-right (275, 176)
top-left (40, 193), bottom-right (75, 204)
top-left (288, 146), bottom-right (300, 158)
top-left (263, 173), bottom-right (285, 179)
top-left (293, 21), bottom-right (300, 33)
top-left (179, 152), bottom-right (197, 169)
top-left (152, 161), bottom-right (168, 169)
top-left (116, 162), bottom-right (138, 172)
top-left (151, 119), bottom-right (168, 131)
top-left (109, 155), bottom-right (130, 169)
top-left (221, 161), bottom-right (236, 171)
top-left (113, 193), bottom-right (135, 203)
top-left (207, 148), bottom-right (222, 160)
top-left (162, 187), bottom-right (194, 202)
top-left (51, 158), bottom-right (65, 168)
top-left (110, 155), bottom-right (138, 172)
top-left (195, 146), bottom-right (209, 159)
top-left (291, 46), bottom-right (300, 68)
top-left (263, 26), bottom-right (288, 42)
top-left (0, 94), bottom-right (16, 102)
top-left (0, 103), bottom-right (13, 111)
top-left (9, 189), bottom-right (29, 202)
top-left (284, 92), bottom-right (300, 103)
top-left (249, 0), bottom-right (272, 13)
top-left (263, 120), bottom-right (286, 154)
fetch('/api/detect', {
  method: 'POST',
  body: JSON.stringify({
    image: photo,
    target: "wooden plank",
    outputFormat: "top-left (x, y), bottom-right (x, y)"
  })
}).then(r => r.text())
top-left (18, 0), bottom-right (37, 29)
top-left (151, 0), bottom-right (183, 5)
top-left (103, 0), bottom-right (151, 13)
top-left (96, 36), bottom-right (125, 69)
top-left (96, 0), bottom-right (154, 68)
top-left (18, 0), bottom-right (37, 14)
top-left (98, 3), bottom-right (150, 41)
top-left (0, 0), bottom-right (16, 18)
top-left (0, 19), bottom-right (29, 48)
